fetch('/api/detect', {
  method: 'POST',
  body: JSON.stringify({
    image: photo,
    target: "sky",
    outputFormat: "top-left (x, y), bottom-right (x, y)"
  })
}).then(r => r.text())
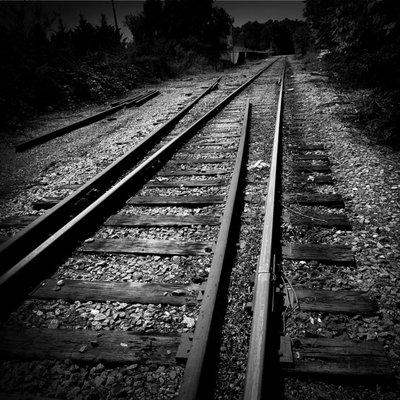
top-left (6, 1), bottom-right (305, 38)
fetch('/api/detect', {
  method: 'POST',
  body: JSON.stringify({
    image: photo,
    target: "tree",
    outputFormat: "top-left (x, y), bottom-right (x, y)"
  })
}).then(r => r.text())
top-left (125, 0), bottom-right (233, 60)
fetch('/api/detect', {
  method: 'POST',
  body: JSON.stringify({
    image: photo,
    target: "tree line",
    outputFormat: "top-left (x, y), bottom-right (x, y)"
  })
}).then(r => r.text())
top-left (125, 0), bottom-right (232, 62)
top-left (233, 19), bottom-right (310, 55)
top-left (0, 5), bottom-right (126, 125)
top-left (304, 0), bottom-right (400, 146)
top-left (0, 1), bottom-right (233, 126)
top-left (0, 0), bottom-right (309, 128)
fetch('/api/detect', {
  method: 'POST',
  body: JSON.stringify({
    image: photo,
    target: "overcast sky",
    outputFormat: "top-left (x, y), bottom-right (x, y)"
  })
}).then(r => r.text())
top-left (20, 1), bottom-right (305, 38)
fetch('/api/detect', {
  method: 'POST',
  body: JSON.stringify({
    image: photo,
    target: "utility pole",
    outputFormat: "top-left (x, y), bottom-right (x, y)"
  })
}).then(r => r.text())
top-left (111, 0), bottom-right (119, 32)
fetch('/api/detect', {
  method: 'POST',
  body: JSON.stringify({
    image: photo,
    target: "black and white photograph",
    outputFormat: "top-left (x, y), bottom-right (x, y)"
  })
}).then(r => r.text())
top-left (0, 0), bottom-right (399, 399)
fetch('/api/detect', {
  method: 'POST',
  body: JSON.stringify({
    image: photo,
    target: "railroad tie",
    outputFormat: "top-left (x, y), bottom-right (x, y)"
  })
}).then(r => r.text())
top-left (31, 279), bottom-right (201, 306)
top-left (146, 179), bottom-right (227, 188)
top-left (282, 243), bottom-right (354, 264)
top-left (105, 214), bottom-right (220, 227)
top-left (0, 215), bottom-right (38, 228)
top-left (284, 193), bottom-right (345, 208)
top-left (127, 195), bottom-right (225, 206)
top-left (169, 157), bottom-right (234, 165)
top-left (158, 169), bottom-right (231, 177)
top-left (0, 328), bottom-right (180, 365)
top-left (284, 287), bottom-right (377, 314)
top-left (289, 143), bottom-right (326, 151)
top-left (292, 162), bottom-right (332, 173)
top-left (282, 211), bottom-right (351, 229)
top-left (80, 238), bottom-right (214, 256)
top-left (293, 154), bottom-right (330, 161)
top-left (247, 287), bottom-right (377, 315)
top-left (280, 337), bottom-right (392, 380)
top-left (291, 174), bottom-right (333, 185)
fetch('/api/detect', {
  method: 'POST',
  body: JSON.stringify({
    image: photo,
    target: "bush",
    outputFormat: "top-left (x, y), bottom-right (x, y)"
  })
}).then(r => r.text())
top-left (304, 0), bottom-right (400, 147)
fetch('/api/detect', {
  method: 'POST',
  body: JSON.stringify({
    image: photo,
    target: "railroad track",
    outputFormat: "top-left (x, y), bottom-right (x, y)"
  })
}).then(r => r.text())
top-left (0, 58), bottom-right (283, 399)
top-left (1, 56), bottom-right (393, 399)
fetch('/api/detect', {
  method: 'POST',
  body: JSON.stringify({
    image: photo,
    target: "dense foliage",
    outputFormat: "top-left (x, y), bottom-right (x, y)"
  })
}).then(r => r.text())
top-left (0, 5), bottom-right (135, 125)
top-left (0, 1), bottom-right (233, 127)
top-left (304, 0), bottom-right (400, 146)
top-left (125, 0), bottom-right (232, 62)
top-left (233, 19), bottom-right (311, 55)
top-left (305, 0), bottom-right (400, 87)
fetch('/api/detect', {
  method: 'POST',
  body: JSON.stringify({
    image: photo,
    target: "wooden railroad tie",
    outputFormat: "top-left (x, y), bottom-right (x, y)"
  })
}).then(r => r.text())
top-left (80, 238), bottom-right (214, 256)
top-left (294, 154), bottom-right (330, 161)
top-left (284, 193), bottom-right (345, 208)
top-left (32, 197), bottom-right (63, 210)
top-left (292, 162), bottom-right (331, 173)
top-left (169, 157), bottom-right (234, 164)
top-left (291, 174), bottom-right (333, 185)
top-left (289, 144), bottom-right (326, 151)
top-left (193, 141), bottom-right (236, 146)
top-left (146, 179), bottom-right (227, 188)
top-left (196, 134), bottom-right (241, 140)
top-left (182, 148), bottom-right (235, 154)
top-left (0, 215), bottom-right (37, 228)
top-left (247, 287), bottom-right (376, 315)
top-left (283, 211), bottom-right (351, 229)
top-left (0, 328), bottom-right (179, 365)
top-left (158, 169), bottom-right (231, 177)
top-left (280, 336), bottom-right (392, 381)
top-left (127, 195), bottom-right (225, 206)
top-left (105, 214), bottom-right (220, 227)
top-left (31, 279), bottom-right (202, 306)
top-left (284, 287), bottom-right (377, 314)
top-left (282, 243), bottom-right (354, 264)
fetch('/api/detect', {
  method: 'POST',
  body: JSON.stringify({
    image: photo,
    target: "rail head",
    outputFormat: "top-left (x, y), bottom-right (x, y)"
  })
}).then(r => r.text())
top-left (243, 60), bottom-right (286, 400)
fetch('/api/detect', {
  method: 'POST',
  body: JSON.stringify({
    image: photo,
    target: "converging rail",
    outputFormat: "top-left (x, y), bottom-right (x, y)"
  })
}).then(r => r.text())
top-left (15, 90), bottom-right (160, 152)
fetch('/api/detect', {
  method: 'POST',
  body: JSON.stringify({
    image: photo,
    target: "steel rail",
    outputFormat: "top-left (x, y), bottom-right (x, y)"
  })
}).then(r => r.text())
top-left (0, 58), bottom-right (279, 310)
top-left (15, 90), bottom-right (160, 152)
top-left (243, 61), bottom-right (286, 400)
top-left (0, 79), bottom-right (219, 273)
top-left (133, 90), bottom-right (160, 107)
top-left (178, 99), bottom-right (251, 400)
top-left (109, 91), bottom-right (153, 108)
